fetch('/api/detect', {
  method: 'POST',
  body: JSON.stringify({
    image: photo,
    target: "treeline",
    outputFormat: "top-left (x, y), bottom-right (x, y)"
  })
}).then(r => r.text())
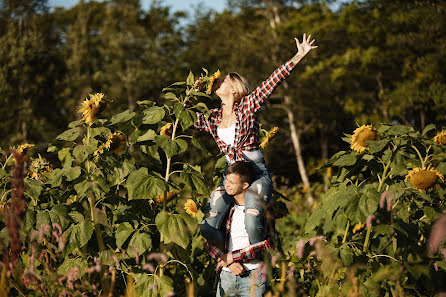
top-left (1, 0), bottom-right (446, 185)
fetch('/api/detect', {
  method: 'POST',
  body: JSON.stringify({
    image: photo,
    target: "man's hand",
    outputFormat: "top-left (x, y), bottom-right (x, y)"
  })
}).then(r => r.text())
top-left (219, 253), bottom-right (234, 267)
top-left (228, 262), bottom-right (245, 276)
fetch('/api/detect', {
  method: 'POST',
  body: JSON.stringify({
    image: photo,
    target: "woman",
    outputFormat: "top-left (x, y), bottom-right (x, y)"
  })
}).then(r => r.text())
top-left (195, 34), bottom-right (317, 252)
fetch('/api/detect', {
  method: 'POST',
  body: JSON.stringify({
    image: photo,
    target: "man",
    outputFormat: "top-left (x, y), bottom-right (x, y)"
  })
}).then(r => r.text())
top-left (204, 161), bottom-right (274, 297)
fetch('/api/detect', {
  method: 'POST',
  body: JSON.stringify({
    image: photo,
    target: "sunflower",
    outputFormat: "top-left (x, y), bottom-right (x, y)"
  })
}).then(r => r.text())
top-left (28, 154), bottom-right (51, 180)
top-left (350, 125), bottom-right (379, 153)
top-left (155, 191), bottom-right (177, 203)
top-left (352, 223), bottom-right (365, 234)
top-left (160, 123), bottom-right (173, 138)
top-left (78, 93), bottom-right (107, 125)
top-left (405, 166), bottom-right (444, 191)
top-left (434, 131), bottom-right (446, 145)
top-left (184, 199), bottom-right (197, 218)
top-left (206, 70), bottom-right (221, 95)
top-left (260, 127), bottom-right (279, 149)
top-left (104, 132), bottom-right (126, 154)
top-left (16, 143), bottom-right (34, 155)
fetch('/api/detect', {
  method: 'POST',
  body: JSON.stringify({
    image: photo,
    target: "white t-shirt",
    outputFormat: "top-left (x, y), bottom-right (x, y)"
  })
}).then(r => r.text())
top-left (217, 124), bottom-right (264, 163)
top-left (222, 205), bottom-right (261, 272)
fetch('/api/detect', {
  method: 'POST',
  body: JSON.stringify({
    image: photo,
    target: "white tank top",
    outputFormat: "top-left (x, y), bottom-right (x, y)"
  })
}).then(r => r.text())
top-left (222, 205), bottom-right (261, 271)
top-left (217, 124), bottom-right (264, 163)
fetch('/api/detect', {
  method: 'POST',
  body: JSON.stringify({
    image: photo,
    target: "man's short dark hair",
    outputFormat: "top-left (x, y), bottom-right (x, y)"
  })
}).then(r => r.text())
top-left (225, 161), bottom-right (254, 184)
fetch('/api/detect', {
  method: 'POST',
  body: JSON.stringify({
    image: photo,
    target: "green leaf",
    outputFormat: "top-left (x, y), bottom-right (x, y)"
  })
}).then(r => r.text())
top-left (24, 178), bottom-right (43, 202)
top-left (137, 129), bottom-right (157, 142)
top-left (36, 211), bottom-right (51, 228)
top-left (128, 231), bottom-right (152, 257)
top-left (180, 169), bottom-right (209, 196)
top-left (155, 135), bottom-right (185, 158)
top-left (58, 148), bottom-right (72, 167)
top-left (49, 205), bottom-right (70, 230)
top-left (422, 124), bottom-right (436, 136)
top-left (156, 211), bottom-right (190, 249)
top-left (69, 211), bottom-right (84, 223)
top-left (77, 220), bottom-right (94, 248)
top-left (68, 120), bottom-right (83, 128)
top-left (178, 110), bottom-right (195, 130)
top-left (73, 145), bottom-right (95, 163)
top-left (74, 180), bottom-right (90, 196)
top-left (367, 140), bottom-right (389, 154)
top-left (116, 222), bottom-right (135, 248)
top-left (164, 92), bottom-right (177, 100)
top-left (126, 168), bottom-right (168, 200)
top-left (143, 107), bottom-right (165, 124)
top-left (90, 127), bottom-right (112, 138)
top-left (133, 273), bottom-right (174, 297)
top-left (58, 257), bottom-right (88, 280)
top-left (357, 187), bottom-right (380, 222)
top-left (339, 245), bottom-right (354, 266)
top-left (191, 138), bottom-right (210, 155)
top-left (64, 166), bottom-right (81, 181)
top-left (109, 110), bottom-right (135, 125)
top-left (333, 152), bottom-right (357, 166)
top-left (186, 71), bottom-right (194, 85)
top-left (56, 127), bottom-right (81, 142)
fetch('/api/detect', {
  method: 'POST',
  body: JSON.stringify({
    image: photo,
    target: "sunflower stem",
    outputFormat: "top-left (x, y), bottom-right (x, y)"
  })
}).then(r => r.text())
top-left (342, 220), bottom-right (350, 244)
top-left (378, 159), bottom-right (392, 192)
top-left (411, 145), bottom-right (425, 168)
top-left (89, 195), bottom-right (105, 252)
top-left (363, 225), bottom-right (372, 253)
top-left (164, 118), bottom-right (180, 183)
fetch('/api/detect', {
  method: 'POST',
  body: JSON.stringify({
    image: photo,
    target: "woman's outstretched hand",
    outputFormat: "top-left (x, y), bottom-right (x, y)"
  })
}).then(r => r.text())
top-left (292, 33), bottom-right (317, 64)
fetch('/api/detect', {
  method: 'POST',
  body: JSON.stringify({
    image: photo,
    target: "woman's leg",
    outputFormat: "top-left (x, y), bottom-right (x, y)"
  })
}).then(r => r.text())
top-left (244, 159), bottom-right (273, 244)
top-left (200, 184), bottom-right (233, 251)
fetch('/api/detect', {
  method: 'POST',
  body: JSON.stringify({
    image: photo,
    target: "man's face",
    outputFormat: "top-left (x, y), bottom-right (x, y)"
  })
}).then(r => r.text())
top-left (224, 173), bottom-right (248, 196)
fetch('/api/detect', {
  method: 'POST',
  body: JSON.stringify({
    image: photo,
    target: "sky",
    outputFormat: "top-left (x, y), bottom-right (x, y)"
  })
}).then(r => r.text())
top-left (48, 0), bottom-right (227, 14)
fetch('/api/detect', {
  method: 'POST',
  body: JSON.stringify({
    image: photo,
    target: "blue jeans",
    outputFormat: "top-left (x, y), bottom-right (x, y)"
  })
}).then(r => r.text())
top-left (217, 268), bottom-right (267, 297)
top-left (200, 158), bottom-right (273, 250)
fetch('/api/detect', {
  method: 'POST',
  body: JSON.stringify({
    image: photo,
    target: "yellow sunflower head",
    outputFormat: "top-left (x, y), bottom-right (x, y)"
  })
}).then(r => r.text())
top-left (28, 154), bottom-right (51, 180)
top-left (78, 93), bottom-right (107, 125)
top-left (434, 131), bottom-right (446, 145)
top-left (405, 167), bottom-right (444, 191)
top-left (206, 70), bottom-right (221, 95)
top-left (260, 127), bottom-right (279, 149)
top-left (105, 132), bottom-right (126, 154)
top-left (350, 125), bottom-right (379, 153)
top-left (16, 143), bottom-right (34, 155)
top-left (352, 223), bottom-right (365, 234)
top-left (155, 191), bottom-right (177, 204)
top-left (184, 199), bottom-right (197, 218)
top-left (160, 123), bottom-right (173, 138)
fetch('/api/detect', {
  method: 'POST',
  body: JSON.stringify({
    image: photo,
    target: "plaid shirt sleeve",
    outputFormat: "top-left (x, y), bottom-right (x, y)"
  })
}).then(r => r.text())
top-left (243, 60), bottom-right (295, 113)
top-left (230, 237), bottom-right (274, 263)
top-left (193, 111), bottom-right (211, 132)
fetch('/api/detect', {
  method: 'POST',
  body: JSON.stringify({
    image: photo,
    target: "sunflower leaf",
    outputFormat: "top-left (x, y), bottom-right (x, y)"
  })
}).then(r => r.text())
top-left (110, 110), bottom-right (135, 125)
top-left (56, 127), bottom-right (81, 142)
top-left (186, 71), bottom-right (194, 86)
top-left (136, 129), bottom-right (157, 142)
top-left (143, 107), bottom-right (165, 124)
top-left (367, 140), bottom-right (389, 154)
top-left (333, 152), bottom-right (357, 167)
top-left (422, 124), bottom-right (436, 136)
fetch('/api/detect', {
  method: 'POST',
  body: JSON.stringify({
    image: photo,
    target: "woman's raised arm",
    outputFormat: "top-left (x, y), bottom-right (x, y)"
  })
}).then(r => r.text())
top-left (243, 34), bottom-right (317, 113)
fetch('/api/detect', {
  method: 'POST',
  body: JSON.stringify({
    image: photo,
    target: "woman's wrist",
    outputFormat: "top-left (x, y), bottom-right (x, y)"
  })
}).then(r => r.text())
top-left (291, 53), bottom-right (304, 64)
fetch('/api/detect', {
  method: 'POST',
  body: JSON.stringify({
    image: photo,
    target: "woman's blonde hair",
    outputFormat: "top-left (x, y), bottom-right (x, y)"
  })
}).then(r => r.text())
top-left (228, 72), bottom-right (251, 102)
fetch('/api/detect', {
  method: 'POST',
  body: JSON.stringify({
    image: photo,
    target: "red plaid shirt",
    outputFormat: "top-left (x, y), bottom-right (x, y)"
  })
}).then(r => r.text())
top-left (204, 206), bottom-right (274, 272)
top-left (194, 60), bottom-right (296, 162)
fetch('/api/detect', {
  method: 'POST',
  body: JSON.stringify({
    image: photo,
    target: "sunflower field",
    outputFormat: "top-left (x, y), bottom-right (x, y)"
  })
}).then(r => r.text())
top-left (1, 64), bottom-right (446, 296)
